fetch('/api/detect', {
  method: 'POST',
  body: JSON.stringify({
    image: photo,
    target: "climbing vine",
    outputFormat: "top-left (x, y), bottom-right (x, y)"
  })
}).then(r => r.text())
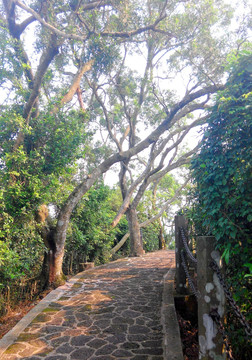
top-left (190, 49), bottom-right (252, 358)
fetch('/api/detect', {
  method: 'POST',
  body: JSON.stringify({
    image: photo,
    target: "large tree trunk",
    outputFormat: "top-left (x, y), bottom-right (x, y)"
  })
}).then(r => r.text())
top-left (127, 207), bottom-right (144, 257)
top-left (48, 246), bottom-right (66, 286)
top-left (39, 227), bottom-right (66, 288)
top-left (41, 248), bottom-right (66, 288)
top-left (36, 204), bottom-right (66, 287)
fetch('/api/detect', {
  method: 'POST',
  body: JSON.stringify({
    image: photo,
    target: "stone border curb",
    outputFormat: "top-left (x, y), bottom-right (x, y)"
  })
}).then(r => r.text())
top-left (0, 256), bottom-right (133, 358)
top-left (162, 266), bottom-right (184, 360)
top-left (0, 270), bottom-right (87, 357)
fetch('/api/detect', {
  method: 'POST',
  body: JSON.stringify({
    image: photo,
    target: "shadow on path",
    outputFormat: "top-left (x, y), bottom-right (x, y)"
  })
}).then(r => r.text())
top-left (0, 250), bottom-right (175, 360)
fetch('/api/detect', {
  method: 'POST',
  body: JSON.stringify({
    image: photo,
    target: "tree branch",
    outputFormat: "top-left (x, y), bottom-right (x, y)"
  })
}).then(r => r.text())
top-left (17, 15), bottom-right (36, 35)
top-left (14, 0), bottom-right (166, 41)
top-left (100, 14), bottom-right (167, 38)
top-left (154, 115), bottom-right (207, 169)
top-left (112, 115), bottom-right (205, 214)
top-left (57, 59), bottom-right (94, 108)
top-left (72, 0), bottom-right (112, 12)
top-left (111, 143), bottom-right (157, 228)
top-left (23, 35), bottom-right (59, 120)
top-left (131, 143), bottom-right (201, 210)
top-left (140, 177), bottom-right (190, 228)
top-left (3, 0), bottom-right (35, 85)
top-left (110, 232), bottom-right (130, 255)
top-left (13, 35), bottom-right (59, 151)
top-left (55, 84), bottom-right (222, 243)
top-left (89, 79), bottom-right (122, 151)
top-left (15, 0), bottom-right (87, 41)
top-left (76, 87), bottom-right (85, 111)
top-left (110, 177), bottom-right (190, 254)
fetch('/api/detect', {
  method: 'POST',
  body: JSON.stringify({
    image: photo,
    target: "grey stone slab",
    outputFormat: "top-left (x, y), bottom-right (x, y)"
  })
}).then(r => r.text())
top-left (95, 343), bottom-right (117, 355)
top-left (87, 338), bottom-right (107, 349)
top-left (112, 348), bottom-right (133, 357)
top-left (70, 347), bottom-right (94, 359)
top-left (56, 343), bottom-right (75, 354)
top-left (70, 335), bottom-right (93, 346)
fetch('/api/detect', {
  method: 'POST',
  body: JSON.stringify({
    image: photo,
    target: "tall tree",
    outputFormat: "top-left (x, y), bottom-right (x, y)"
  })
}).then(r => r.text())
top-left (87, 0), bottom-right (250, 255)
top-left (0, 0), bottom-right (169, 284)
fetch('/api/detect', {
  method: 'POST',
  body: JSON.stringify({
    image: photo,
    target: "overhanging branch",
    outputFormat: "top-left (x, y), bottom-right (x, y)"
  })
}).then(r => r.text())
top-left (15, 0), bottom-right (167, 41)
top-left (110, 177), bottom-right (190, 254)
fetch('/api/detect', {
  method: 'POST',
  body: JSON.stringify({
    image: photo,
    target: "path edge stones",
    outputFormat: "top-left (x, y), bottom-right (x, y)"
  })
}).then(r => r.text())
top-left (0, 270), bottom-right (88, 357)
top-left (0, 257), bottom-right (131, 357)
top-left (162, 266), bottom-right (184, 360)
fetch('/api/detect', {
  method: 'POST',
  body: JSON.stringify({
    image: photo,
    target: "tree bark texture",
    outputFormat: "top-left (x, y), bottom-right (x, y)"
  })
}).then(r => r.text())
top-left (48, 247), bottom-right (65, 286)
top-left (127, 207), bottom-right (144, 257)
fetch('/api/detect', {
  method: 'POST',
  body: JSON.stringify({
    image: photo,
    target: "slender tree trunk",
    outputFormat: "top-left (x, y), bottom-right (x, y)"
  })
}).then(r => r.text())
top-left (158, 218), bottom-right (166, 249)
top-left (127, 207), bottom-right (144, 256)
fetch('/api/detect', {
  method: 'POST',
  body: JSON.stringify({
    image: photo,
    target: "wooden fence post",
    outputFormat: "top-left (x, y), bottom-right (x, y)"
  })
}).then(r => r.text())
top-left (197, 236), bottom-right (226, 360)
top-left (175, 215), bottom-right (187, 295)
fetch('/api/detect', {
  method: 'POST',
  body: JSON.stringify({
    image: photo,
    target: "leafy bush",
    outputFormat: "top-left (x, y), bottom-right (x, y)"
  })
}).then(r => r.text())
top-left (190, 50), bottom-right (252, 359)
top-left (141, 222), bottom-right (160, 252)
top-left (64, 184), bottom-right (128, 269)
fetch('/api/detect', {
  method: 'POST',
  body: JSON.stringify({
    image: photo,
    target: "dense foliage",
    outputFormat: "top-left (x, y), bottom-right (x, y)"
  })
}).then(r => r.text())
top-left (136, 173), bottom-right (183, 251)
top-left (190, 50), bottom-right (252, 357)
top-left (65, 183), bottom-right (128, 270)
top-left (0, 109), bottom-right (88, 283)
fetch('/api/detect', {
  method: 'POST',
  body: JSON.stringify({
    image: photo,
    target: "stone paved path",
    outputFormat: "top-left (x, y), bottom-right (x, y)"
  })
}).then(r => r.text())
top-left (1, 250), bottom-right (175, 360)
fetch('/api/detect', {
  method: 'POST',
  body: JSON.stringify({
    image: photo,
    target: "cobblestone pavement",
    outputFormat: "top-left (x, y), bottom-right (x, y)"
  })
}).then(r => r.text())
top-left (2, 250), bottom-right (175, 360)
